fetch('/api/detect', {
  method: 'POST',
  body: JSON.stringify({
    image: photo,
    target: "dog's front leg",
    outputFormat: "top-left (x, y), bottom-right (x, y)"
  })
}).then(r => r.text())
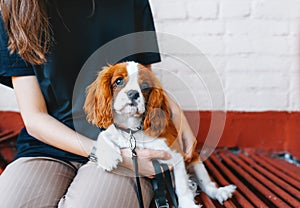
top-left (170, 153), bottom-right (200, 208)
top-left (95, 134), bottom-right (122, 171)
top-left (188, 162), bottom-right (236, 204)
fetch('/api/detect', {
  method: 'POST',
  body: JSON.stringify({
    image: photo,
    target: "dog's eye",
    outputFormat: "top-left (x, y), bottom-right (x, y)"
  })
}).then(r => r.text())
top-left (141, 82), bottom-right (149, 90)
top-left (114, 78), bottom-right (125, 87)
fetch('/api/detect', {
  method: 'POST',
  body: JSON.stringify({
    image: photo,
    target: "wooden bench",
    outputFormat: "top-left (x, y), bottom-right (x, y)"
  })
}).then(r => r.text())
top-left (197, 148), bottom-right (300, 207)
top-left (0, 111), bottom-right (23, 174)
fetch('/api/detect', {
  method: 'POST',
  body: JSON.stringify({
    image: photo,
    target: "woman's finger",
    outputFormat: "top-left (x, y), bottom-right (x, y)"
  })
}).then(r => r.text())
top-left (135, 149), bottom-right (171, 160)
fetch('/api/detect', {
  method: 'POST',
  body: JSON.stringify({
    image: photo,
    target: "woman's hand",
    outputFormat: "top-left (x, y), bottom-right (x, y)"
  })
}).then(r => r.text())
top-left (119, 148), bottom-right (171, 178)
top-left (168, 97), bottom-right (197, 163)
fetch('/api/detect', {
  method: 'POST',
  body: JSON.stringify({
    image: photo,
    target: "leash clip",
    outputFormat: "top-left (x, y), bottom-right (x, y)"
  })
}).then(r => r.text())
top-left (129, 130), bottom-right (137, 154)
top-left (88, 146), bottom-right (98, 162)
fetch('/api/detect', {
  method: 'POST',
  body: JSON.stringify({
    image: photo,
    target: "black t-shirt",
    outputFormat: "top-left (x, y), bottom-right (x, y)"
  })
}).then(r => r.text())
top-left (0, 0), bottom-right (160, 163)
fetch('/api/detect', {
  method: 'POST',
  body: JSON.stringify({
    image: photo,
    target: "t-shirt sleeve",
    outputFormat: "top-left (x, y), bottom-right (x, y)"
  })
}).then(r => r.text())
top-left (0, 13), bottom-right (34, 88)
top-left (134, 0), bottom-right (161, 65)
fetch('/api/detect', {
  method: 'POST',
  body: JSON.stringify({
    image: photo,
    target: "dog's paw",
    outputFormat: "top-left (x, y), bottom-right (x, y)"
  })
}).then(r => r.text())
top-left (178, 196), bottom-right (200, 208)
top-left (96, 149), bottom-right (122, 171)
top-left (97, 154), bottom-right (122, 171)
top-left (214, 185), bottom-right (236, 204)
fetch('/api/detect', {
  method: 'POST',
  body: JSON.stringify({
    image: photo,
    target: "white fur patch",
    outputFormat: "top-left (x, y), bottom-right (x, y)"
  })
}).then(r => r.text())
top-left (113, 61), bottom-right (145, 122)
top-left (126, 61), bottom-right (138, 76)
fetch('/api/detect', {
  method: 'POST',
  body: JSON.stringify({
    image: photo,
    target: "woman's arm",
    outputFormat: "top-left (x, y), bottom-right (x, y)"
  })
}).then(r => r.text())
top-left (12, 75), bottom-right (95, 157)
top-left (168, 96), bottom-right (198, 162)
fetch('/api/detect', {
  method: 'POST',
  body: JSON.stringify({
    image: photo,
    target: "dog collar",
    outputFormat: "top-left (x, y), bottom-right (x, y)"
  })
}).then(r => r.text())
top-left (114, 123), bottom-right (143, 153)
top-left (113, 123), bottom-right (142, 134)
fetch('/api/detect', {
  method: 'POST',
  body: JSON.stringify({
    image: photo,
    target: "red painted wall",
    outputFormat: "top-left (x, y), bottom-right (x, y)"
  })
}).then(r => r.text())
top-left (185, 111), bottom-right (300, 160)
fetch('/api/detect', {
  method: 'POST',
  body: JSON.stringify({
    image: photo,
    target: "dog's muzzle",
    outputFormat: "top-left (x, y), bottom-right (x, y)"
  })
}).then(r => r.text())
top-left (127, 90), bottom-right (140, 105)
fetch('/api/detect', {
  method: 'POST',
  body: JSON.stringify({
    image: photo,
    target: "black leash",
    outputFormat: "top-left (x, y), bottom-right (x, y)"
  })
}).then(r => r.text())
top-left (128, 129), bottom-right (145, 208)
top-left (151, 160), bottom-right (169, 208)
top-left (132, 150), bottom-right (145, 208)
top-left (151, 160), bottom-right (178, 208)
top-left (160, 163), bottom-right (178, 208)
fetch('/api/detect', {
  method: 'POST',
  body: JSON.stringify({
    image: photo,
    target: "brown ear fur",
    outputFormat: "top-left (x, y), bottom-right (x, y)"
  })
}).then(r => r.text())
top-left (141, 67), bottom-right (178, 144)
top-left (143, 80), bottom-right (174, 138)
top-left (83, 66), bottom-right (114, 128)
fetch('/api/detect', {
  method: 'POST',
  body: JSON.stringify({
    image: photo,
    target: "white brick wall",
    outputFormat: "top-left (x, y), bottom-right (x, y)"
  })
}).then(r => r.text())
top-left (0, 84), bottom-right (19, 111)
top-left (150, 0), bottom-right (300, 111)
top-left (1, 0), bottom-right (299, 112)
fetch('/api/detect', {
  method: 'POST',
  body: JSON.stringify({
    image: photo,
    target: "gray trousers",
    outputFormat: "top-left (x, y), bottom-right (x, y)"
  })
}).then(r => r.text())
top-left (0, 157), bottom-right (153, 208)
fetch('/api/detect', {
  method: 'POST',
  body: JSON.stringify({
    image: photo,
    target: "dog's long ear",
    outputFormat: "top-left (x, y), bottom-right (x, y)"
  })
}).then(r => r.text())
top-left (143, 85), bottom-right (171, 138)
top-left (84, 66), bottom-right (114, 128)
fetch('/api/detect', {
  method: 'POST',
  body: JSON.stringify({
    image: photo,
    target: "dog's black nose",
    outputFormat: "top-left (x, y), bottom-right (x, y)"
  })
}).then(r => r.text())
top-left (127, 90), bottom-right (140, 101)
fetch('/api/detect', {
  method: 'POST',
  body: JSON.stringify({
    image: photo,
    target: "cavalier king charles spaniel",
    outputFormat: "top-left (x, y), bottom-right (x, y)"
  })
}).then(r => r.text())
top-left (84, 61), bottom-right (236, 207)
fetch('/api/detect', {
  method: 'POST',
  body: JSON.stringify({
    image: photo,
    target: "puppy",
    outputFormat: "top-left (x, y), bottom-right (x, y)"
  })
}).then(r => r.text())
top-left (84, 61), bottom-right (236, 207)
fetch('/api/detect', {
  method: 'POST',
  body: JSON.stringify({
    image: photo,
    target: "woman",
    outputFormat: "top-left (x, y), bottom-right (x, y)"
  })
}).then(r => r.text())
top-left (0, 0), bottom-right (197, 207)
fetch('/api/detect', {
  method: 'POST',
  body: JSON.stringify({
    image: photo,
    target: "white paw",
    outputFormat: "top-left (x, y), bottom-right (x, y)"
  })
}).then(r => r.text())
top-left (179, 196), bottom-right (200, 208)
top-left (96, 148), bottom-right (122, 171)
top-left (214, 185), bottom-right (236, 204)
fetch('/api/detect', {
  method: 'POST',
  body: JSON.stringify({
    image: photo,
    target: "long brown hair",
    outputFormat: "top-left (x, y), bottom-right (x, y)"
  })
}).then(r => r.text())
top-left (0, 0), bottom-right (50, 65)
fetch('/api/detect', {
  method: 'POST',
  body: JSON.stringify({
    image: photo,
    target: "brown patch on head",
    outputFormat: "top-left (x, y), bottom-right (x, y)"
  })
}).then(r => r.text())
top-left (137, 65), bottom-right (156, 104)
top-left (83, 63), bottom-right (128, 128)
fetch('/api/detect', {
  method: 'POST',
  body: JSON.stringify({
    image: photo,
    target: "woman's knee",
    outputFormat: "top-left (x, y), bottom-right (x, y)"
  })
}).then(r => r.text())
top-left (60, 162), bottom-right (153, 208)
top-left (0, 157), bottom-right (77, 208)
